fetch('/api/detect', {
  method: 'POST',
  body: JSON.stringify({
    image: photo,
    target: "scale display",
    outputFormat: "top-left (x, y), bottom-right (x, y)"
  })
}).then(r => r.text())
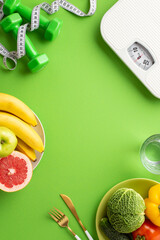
top-left (128, 42), bottom-right (154, 71)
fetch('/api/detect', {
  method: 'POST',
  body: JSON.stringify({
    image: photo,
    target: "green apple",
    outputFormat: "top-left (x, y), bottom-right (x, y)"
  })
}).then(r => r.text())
top-left (0, 127), bottom-right (17, 157)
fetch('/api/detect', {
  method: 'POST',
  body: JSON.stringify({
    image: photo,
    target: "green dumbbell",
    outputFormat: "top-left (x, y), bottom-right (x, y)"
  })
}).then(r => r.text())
top-left (3, 0), bottom-right (63, 41)
top-left (0, 13), bottom-right (49, 73)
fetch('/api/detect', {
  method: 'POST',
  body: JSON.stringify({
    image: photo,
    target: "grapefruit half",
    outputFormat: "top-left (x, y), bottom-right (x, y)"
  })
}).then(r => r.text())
top-left (0, 151), bottom-right (33, 192)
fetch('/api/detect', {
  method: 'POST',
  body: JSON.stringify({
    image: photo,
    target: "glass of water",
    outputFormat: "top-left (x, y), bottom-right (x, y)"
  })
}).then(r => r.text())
top-left (140, 134), bottom-right (160, 174)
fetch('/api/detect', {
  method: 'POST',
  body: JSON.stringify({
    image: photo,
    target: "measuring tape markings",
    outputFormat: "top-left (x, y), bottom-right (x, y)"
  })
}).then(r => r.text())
top-left (17, 24), bottom-right (28, 58)
top-left (0, 0), bottom-right (19, 69)
top-left (0, 44), bottom-right (17, 70)
top-left (0, 0), bottom-right (97, 70)
top-left (0, 0), bottom-right (4, 20)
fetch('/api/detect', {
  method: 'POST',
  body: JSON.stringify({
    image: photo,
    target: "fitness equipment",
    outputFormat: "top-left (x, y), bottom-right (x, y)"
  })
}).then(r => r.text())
top-left (3, 0), bottom-right (63, 41)
top-left (101, 0), bottom-right (160, 98)
top-left (0, 13), bottom-right (49, 72)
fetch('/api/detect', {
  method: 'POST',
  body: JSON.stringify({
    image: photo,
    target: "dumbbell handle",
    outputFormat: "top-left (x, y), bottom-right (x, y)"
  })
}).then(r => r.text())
top-left (12, 26), bottom-right (38, 60)
top-left (3, 0), bottom-right (63, 41)
top-left (16, 4), bottom-right (49, 30)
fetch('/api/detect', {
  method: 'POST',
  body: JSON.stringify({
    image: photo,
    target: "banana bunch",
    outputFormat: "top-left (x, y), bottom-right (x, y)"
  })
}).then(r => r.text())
top-left (0, 93), bottom-right (44, 161)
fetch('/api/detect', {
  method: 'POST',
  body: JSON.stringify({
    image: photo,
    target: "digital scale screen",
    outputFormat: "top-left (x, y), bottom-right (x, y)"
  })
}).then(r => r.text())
top-left (128, 42), bottom-right (154, 71)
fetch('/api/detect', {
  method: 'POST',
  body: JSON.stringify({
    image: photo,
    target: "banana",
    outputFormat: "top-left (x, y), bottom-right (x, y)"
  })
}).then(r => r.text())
top-left (16, 138), bottom-right (36, 161)
top-left (0, 112), bottom-right (44, 152)
top-left (0, 93), bottom-right (37, 126)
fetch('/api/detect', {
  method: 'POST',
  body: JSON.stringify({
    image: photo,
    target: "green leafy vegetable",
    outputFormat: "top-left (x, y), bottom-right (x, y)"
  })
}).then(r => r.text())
top-left (100, 217), bottom-right (131, 240)
top-left (107, 188), bottom-right (146, 233)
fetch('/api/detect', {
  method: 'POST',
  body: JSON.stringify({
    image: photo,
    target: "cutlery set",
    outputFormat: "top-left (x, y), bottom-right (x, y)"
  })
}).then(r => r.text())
top-left (48, 194), bottom-right (94, 240)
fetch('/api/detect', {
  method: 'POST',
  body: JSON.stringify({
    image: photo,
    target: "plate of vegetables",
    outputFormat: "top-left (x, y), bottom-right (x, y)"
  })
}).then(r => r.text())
top-left (96, 178), bottom-right (160, 240)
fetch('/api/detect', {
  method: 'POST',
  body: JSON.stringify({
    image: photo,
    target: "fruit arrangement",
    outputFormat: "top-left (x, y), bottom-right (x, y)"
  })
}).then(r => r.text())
top-left (100, 185), bottom-right (160, 240)
top-left (0, 93), bottom-right (45, 192)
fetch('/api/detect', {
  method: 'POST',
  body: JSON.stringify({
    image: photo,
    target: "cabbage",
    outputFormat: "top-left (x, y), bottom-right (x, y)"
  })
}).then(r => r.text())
top-left (107, 188), bottom-right (146, 233)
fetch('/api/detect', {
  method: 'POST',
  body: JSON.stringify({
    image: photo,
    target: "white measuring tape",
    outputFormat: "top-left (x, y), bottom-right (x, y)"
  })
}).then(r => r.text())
top-left (0, 0), bottom-right (97, 70)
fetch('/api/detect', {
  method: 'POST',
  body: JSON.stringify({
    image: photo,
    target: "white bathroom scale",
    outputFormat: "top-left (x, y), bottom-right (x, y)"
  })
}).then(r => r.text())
top-left (101, 0), bottom-right (160, 98)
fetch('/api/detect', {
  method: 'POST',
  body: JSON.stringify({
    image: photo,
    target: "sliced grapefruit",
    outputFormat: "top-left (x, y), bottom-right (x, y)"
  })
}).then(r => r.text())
top-left (0, 151), bottom-right (33, 192)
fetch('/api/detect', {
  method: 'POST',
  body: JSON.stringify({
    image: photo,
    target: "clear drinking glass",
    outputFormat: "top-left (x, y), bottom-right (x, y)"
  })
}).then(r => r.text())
top-left (140, 134), bottom-right (160, 174)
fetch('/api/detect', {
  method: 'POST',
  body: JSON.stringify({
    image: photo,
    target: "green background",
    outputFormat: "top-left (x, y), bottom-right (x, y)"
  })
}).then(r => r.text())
top-left (0, 0), bottom-right (160, 239)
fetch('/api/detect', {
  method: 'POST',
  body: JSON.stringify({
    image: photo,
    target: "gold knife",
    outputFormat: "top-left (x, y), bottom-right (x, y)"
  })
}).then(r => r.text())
top-left (60, 194), bottom-right (94, 240)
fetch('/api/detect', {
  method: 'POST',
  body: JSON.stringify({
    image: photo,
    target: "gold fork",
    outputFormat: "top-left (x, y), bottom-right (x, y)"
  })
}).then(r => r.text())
top-left (49, 208), bottom-right (81, 240)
